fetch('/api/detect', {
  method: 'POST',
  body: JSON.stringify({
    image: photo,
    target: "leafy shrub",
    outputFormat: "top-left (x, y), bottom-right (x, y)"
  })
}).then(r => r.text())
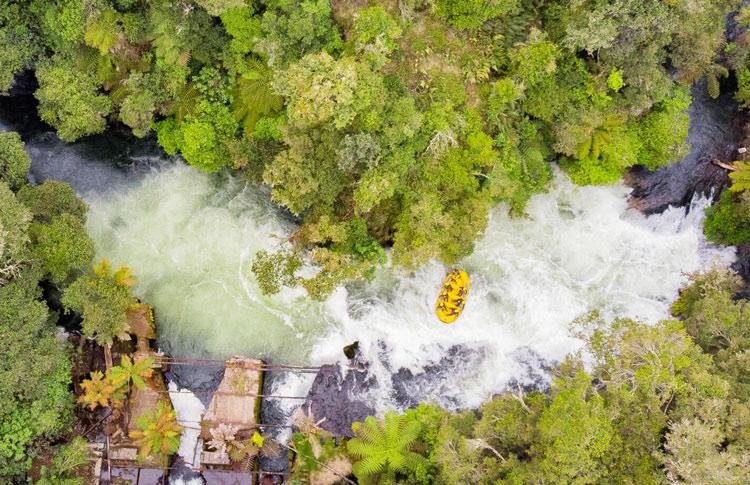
top-left (704, 191), bottom-right (750, 245)
top-left (30, 214), bottom-right (94, 285)
top-left (433, 0), bottom-right (519, 30)
top-left (0, 132), bottom-right (31, 191)
top-left (35, 57), bottom-right (112, 142)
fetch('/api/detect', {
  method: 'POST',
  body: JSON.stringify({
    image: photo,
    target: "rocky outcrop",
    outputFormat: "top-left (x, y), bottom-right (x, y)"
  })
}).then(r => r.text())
top-left (732, 243), bottom-right (750, 281)
top-left (626, 80), bottom-right (744, 214)
top-left (305, 344), bottom-right (375, 439)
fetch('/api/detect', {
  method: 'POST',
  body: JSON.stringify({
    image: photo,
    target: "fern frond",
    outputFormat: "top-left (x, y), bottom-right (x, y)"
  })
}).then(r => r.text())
top-left (85, 9), bottom-right (122, 55)
top-left (356, 415), bottom-right (387, 446)
top-left (352, 454), bottom-right (387, 478)
top-left (109, 82), bottom-right (129, 103)
top-left (231, 60), bottom-right (283, 132)
top-left (345, 438), bottom-right (380, 458)
top-left (707, 64), bottom-right (729, 99)
top-left (73, 47), bottom-right (101, 73)
top-left (170, 84), bottom-right (199, 121)
top-left (404, 451), bottom-right (428, 471)
top-left (394, 419), bottom-right (421, 451)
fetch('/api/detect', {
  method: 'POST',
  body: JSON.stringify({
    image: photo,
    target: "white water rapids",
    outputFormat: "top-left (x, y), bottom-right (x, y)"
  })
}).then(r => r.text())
top-left (85, 163), bottom-right (734, 411)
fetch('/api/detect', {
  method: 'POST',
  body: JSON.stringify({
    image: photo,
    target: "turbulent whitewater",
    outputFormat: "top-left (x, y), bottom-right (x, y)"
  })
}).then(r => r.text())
top-left (85, 163), bottom-right (735, 410)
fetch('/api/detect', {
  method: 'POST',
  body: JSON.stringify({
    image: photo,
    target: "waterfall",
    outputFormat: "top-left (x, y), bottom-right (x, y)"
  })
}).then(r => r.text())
top-left (84, 162), bottom-right (735, 411)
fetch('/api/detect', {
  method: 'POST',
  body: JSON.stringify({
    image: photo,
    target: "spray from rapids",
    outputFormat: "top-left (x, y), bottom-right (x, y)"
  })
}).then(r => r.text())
top-left (85, 164), bottom-right (734, 410)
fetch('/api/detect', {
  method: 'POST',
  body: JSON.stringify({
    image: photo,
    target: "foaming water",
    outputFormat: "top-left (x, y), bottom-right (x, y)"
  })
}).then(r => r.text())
top-left (86, 163), bottom-right (734, 410)
top-left (86, 164), bottom-right (329, 362)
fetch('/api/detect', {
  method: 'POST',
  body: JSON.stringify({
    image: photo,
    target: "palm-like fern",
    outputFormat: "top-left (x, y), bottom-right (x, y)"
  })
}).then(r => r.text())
top-left (729, 161), bottom-right (750, 193)
top-left (85, 9), bottom-right (123, 55)
top-left (108, 355), bottom-right (154, 391)
top-left (707, 63), bottom-right (729, 99)
top-left (78, 370), bottom-right (125, 410)
top-left (347, 411), bottom-right (427, 482)
top-left (128, 402), bottom-right (182, 459)
top-left (168, 84), bottom-right (199, 121)
top-left (231, 59), bottom-right (284, 133)
top-left (573, 113), bottom-right (626, 161)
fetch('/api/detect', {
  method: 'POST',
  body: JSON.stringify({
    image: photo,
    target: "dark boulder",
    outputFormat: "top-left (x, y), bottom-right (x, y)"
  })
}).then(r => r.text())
top-left (305, 344), bottom-right (375, 439)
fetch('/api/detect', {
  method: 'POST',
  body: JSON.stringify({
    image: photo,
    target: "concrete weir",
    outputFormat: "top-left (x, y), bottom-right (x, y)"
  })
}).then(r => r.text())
top-left (200, 357), bottom-right (265, 474)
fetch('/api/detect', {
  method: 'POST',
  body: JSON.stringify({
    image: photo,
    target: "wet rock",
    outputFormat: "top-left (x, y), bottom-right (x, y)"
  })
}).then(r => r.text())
top-left (626, 80), bottom-right (743, 214)
top-left (391, 345), bottom-right (486, 409)
top-left (305, 362), bottom-right (376, 439)
top-left (164, 363), bottom-right (224, 408)
top-left (259, 372), bottom-right (292, 474)
top-left (731, 243), bottom-right (750, 282)
top-left (504, 347), bottom-right (555, 394)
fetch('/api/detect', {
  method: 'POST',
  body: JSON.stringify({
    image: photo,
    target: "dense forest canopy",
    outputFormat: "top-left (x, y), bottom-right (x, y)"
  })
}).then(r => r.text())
top-left (0, 0), bottom-right (736, 297)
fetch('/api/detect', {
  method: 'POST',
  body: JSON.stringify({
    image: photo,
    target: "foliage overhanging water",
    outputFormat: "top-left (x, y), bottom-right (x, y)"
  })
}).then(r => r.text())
top-left (84, 163), bottom-right (735, 410)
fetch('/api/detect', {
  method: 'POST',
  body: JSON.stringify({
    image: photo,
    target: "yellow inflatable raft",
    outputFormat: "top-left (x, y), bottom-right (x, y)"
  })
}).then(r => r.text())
top-left (435, 269), bottom-right (470, 323)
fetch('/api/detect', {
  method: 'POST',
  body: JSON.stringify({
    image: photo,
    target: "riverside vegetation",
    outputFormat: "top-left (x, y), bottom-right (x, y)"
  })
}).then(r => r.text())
top-left (2, 0), bottom-right (750, 483)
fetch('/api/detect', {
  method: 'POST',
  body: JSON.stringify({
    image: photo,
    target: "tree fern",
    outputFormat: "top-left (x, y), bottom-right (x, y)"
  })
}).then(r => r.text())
top-left (231, 59), bottom-right (283, 133)
top-left (85, 9), bottom-right (122, 55)
top-left (729, 161), bottom-right (750, 193)
top-left (128, 402), bottom-right (182, 459)
top-left (169, 84), bottom-right (199, 122)
top-left (573, 114), bottom-right (626, 161)
top-left (707, 63), bottom-right (729, 99)
top-left (108, 355), bottom-right (154, 390)
top-left (347, 411), bottom-right (427, 482)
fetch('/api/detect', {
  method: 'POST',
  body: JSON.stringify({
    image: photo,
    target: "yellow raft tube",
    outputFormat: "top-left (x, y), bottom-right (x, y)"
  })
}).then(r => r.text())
top-left (435, 269), bottom-right (470, 323)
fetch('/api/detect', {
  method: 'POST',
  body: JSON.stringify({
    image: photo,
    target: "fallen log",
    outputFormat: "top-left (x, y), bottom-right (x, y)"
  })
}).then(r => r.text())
top-left (711, 158), bottom-right (738, 171)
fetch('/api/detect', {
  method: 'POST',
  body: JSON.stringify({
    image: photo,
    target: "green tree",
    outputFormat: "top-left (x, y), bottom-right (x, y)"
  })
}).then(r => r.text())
top-left (16, 180), bottom-right (88, 224)
top-left (0, 1), bottom-right (38, 93)
top-left (0, 268), bottom-right (73, 480)
top-left (0, 132), bottom-right (31, 191)
top-left (349, 6), bottom-right (402, 68)
top-left (433, 0), bottom-right (518, 30)
top-left (30, 214), bottom-right (94, 285)
top-left (662, 418), bottom-right (749, 484)
top-left (0, 181), bottom-right (32, 273)
top-left (62, 260), bottom-right (137, 369)
top-left (533, 365), bottom-right (613, 483)
top-left (704, 191), bottom-right (750, 246)
top-left (276, 52), bottom-right (385, 130)
top-left (255, 0), bottom-right (342, 67)
top-left (195, 0), bottom-right (246, 17)
top-left (35, 57), bottom-right (113, 142)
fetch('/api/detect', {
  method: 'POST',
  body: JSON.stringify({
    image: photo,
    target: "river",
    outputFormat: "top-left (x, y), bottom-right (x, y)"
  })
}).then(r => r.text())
top-left (0, 80), bottom-right (738, 414)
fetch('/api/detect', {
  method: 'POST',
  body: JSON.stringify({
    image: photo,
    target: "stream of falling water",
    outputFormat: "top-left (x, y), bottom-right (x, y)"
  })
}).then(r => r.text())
top-left (85, 163), bottom-right (735, 411)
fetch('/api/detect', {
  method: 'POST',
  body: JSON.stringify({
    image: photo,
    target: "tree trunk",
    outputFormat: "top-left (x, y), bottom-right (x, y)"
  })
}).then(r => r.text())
top-left (104, 343), bottom-right (113, 370)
